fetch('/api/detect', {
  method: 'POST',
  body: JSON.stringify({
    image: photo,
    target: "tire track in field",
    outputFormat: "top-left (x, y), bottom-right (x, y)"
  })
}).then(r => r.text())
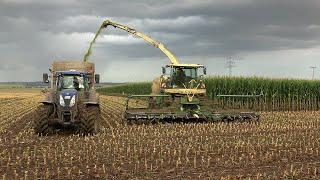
top-left (0, 95), bottom-right (42, 138)
top-left (100, 95), bottom-right (126, 129)
top-left (0, 97), bottom-right (25, 105)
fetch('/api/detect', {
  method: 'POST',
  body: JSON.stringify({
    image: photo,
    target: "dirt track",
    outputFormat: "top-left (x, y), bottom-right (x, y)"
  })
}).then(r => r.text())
top-left (1, 92), bottom-right (320, 179)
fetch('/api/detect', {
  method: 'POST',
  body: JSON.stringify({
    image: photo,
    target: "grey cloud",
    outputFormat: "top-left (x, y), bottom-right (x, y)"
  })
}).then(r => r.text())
top-left (0, 0), bottom-right (320, 82)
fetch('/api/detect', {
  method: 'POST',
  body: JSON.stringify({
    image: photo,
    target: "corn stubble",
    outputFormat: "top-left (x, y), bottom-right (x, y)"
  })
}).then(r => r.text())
top-left (0, 94), bottom-right (320, 179)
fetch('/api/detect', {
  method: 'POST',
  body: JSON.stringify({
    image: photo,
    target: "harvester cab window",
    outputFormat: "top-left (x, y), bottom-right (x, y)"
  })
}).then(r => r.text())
top-left (171, 67), bottom-right (197, 87)
top-left (58, 75), bottom-right (88, 91)
top-left (183, 68), bottom-right (197, 79)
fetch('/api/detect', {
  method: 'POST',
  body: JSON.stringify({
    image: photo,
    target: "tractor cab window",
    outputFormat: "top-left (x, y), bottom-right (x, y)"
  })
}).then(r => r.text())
top-left (58, 75), bottom-right (89, 91)
top-left (171, 67), bottom-right (198, 87)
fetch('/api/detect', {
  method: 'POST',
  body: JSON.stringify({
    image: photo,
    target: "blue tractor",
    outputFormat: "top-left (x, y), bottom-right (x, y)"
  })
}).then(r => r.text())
top-left (35, 61), bottom-right (101, 135)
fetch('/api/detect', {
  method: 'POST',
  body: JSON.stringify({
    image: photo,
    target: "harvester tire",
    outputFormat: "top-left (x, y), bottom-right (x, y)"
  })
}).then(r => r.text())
top-left (78, 106), bottom-right (100, 135)
top-left (34, 104), bottom-right (54, 135)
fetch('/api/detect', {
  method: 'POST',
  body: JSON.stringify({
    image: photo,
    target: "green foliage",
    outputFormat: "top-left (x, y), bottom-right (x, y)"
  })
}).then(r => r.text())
top-left (205, 76), bottom-right (320, 100)
top-left (99, 76), bottom-right (320, 99)
top-left (205, 76), bottom-right (320, 111)
top-left (97, 82), bottom-right (152, 95)
top-left (98, 76), bottom-right (320, 111)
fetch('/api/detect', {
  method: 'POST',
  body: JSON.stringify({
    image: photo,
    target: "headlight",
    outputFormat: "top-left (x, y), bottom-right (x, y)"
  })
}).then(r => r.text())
top-left (161, 83), bottom-right (167, 88)
top-left (69, 95), bottom-right (76, 107)
top-left (59, 95), bottom-right (65, 107)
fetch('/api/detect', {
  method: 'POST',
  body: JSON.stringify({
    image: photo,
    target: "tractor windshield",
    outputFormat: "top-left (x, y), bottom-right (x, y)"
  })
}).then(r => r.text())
top-left (171, 67), bottom-right (198, 87)
top-left (58, 75), bottom-right (89, 91)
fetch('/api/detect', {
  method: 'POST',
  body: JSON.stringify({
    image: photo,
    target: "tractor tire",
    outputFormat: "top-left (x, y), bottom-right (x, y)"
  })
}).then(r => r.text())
top-left (78, 106), bottom-right (100, 135)
top-left (34, 104), bottom-right (54, 135)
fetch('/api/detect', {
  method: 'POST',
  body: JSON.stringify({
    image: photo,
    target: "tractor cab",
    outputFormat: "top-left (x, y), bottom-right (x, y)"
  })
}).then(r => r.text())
top-left (161, 64), bottom-right (207, 90)
top-left (56, 71), bottom-right (90, 91)
top-left (37, 61), bottom-right (101, 135)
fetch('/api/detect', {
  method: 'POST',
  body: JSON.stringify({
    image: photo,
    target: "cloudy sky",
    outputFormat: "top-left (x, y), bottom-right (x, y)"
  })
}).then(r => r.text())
top-left (0, 0), bottom-right (320, 82)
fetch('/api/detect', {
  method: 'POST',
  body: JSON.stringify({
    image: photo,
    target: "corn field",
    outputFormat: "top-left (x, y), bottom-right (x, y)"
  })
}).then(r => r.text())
top-left (98, 82), bottom-right (152, 95)
top-left (98, 76), bottom-right (320, 111)
top-left (1, 91), bottom-right (320, 179)
top-left (206, 76), bottom-right (320, 111)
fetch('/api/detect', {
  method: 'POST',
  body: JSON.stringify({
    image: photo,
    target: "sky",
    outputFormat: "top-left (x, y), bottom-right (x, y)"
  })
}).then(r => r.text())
top-left (0, 0), bottom-right (320, 82)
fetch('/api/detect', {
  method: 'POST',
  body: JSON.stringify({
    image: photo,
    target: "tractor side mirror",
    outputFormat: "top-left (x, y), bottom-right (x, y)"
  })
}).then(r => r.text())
top-left (95, 74), bottom-right (100, 84)
top-left (203, 67), bottom-right (207, 75)
top-left (43, 73), bottom-right (49, 83)
top-left (162, 67), bottom-right (166, 74)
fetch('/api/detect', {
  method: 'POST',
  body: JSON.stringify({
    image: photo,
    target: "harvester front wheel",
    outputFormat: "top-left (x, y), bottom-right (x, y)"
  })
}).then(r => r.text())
top-left (34, 104), bottom-right (54, 135)
top-left (78, 106), bottom-right (100, 135)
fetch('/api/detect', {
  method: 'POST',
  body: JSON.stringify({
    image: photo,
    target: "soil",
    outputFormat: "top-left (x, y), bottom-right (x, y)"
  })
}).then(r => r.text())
top-left (0, 93), bottom-right (320, 179)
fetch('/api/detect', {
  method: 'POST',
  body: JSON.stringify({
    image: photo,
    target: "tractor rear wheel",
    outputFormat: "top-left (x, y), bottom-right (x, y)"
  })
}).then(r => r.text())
top-left (34, 104), bottom-right (54, 135)
top-left (78, 106), bottom-right (100, 135)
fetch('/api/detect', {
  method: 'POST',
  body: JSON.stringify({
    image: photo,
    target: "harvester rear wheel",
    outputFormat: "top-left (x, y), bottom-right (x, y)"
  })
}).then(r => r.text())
top-left (34, 104), bottom-right (54, 135)
top-left (78, 106), bottom-right (100, 135)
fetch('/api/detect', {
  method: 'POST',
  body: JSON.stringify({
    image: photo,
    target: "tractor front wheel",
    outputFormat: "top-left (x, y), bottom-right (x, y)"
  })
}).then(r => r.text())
top-left (34, 104), bottom-right (54, 135)
top-left (78, 106), bottom-right (100, 135)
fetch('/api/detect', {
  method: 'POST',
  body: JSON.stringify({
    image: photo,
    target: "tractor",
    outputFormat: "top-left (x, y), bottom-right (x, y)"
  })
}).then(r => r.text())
top-left (34, 61), bottom-right (101, 135)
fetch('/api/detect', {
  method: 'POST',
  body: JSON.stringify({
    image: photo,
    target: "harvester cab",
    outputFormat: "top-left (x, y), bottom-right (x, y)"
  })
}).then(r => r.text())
top-left (160, 64), bottom-right (207, 100)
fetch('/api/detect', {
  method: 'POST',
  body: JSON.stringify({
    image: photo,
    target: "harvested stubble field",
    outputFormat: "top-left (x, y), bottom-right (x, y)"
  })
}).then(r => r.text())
top-left (0, 91), bottom-right (320, 179)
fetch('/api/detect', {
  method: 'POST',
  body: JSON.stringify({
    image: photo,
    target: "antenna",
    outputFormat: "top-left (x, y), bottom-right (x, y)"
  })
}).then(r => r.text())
top-left (225, 57), bottom-right (240, 76)
top-left (310, 66), bottom-right (317, 80)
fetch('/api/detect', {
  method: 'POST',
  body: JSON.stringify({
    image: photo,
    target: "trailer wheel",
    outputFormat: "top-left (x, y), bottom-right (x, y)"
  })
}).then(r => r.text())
top-left (78, 106), bottom-right (100, 135)
top-left (34, 104), bottom-right (54, 135)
